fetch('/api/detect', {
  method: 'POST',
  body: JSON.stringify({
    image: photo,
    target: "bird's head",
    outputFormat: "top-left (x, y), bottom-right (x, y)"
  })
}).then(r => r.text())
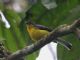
top-left (26, 20), bottom-right (34, 25)
top-left (26, 20), bottom-right (36, 30)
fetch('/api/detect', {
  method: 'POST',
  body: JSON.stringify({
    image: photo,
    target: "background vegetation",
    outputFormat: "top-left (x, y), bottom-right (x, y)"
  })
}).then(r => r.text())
top-left (0, 0), bottom-right (80, 60)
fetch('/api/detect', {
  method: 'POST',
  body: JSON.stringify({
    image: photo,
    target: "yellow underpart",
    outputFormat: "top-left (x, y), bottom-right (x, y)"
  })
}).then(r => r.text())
top-left (27, 25), bottom-right (49, 41)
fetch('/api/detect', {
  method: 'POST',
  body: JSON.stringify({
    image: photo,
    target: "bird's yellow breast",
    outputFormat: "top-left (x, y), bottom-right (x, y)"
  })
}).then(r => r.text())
top-left (27, 25), bottom-right (49, 41)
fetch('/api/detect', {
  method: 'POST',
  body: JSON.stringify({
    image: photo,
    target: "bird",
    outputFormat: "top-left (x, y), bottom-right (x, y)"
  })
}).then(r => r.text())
top-left (26, 20), bottom-right (72, 50)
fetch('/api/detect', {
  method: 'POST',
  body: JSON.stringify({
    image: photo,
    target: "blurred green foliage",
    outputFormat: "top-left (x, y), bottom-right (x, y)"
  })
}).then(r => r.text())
top-left (0, 0), bottom-right (80, 60)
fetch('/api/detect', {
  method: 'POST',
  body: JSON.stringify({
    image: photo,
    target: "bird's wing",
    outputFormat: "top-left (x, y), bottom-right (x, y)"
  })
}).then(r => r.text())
top-left (35, 24), bottom-right (52, 32)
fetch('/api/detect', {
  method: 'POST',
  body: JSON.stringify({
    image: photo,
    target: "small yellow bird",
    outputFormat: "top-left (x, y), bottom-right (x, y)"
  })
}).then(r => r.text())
top-left (26, 20), bottom-right (72, 50)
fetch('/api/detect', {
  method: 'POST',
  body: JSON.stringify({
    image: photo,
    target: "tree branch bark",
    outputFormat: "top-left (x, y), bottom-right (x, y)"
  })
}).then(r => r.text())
top-left (6, 19), bottom-right (80, 60)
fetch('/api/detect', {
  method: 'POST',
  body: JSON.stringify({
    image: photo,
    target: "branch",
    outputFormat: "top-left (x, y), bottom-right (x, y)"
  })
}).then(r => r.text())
top-left (7, 19), bottom-right (80, 60)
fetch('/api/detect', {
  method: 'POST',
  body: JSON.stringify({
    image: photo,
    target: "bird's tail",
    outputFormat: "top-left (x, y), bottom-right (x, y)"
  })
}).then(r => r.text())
top-left (55, 38), bottom-right (72, 50)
